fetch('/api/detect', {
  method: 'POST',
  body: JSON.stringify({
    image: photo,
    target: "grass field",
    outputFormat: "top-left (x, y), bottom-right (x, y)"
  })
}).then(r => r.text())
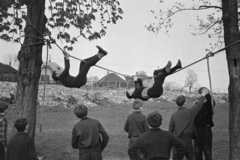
top-left (6, 101), bottom-right (229, 160)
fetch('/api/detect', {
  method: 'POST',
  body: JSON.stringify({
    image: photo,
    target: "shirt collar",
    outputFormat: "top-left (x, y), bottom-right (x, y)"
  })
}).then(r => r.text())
top-left (80, 117), bottom-right (89, 121)
top-left (16, 132), bottom-right (28, 135)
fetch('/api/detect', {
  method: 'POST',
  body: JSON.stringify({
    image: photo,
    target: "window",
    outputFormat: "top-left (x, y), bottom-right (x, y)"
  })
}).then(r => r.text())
top-left (41, 75), bottom-right (50, 81)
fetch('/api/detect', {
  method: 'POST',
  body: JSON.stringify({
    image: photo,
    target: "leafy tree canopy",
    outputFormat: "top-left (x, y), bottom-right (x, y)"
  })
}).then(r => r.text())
top-left (0, 0), bottom-right (123, 51)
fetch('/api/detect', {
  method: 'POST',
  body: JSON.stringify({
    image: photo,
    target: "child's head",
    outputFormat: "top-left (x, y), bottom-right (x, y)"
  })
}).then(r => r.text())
top-left (52, 70), bottom-right (62, 81)
top-left (132, 99), bottom-right (143, 110)
top-left (175, 95), bottom-right (186, 107)
top-left (147, 111), bottom-right (162, 128)
top-left (74, 104), bottom-right (88, 118)
top-left (15, 118), bottom-right (28, 132)
top-left (198, 87), bottom-right (209, 94)
top-left (0, 101), bottom-right (8, 114)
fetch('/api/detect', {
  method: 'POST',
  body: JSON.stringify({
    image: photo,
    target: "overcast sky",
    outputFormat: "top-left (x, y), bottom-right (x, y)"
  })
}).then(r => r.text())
top-left (0, 0), bottom-right (229, 93)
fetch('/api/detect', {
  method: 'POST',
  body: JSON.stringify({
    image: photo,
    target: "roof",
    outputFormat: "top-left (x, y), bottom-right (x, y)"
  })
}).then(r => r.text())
top-left (42, 61), bottom-right (64, 72)
top-left (99, 73), bottom-right (127, 83)
top-left (0, 63), bottom-right (17, 74)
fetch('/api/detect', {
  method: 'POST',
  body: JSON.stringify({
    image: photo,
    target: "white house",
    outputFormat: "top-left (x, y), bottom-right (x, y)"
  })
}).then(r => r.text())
top-left (40, 61), bottom-right (63, 84)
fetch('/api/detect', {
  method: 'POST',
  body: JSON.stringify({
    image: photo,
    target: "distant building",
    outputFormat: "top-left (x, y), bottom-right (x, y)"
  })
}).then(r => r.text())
top-left (95, 73), bottom-right (128, 88)
top-left (0, 62), bottom-right (18, 82)
top-left (40, 61), bottom-right (63, 84)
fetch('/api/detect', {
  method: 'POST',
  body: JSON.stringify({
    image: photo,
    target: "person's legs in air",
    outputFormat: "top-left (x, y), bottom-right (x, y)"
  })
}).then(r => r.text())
top-left (147, 60), bottom-right (182, 98)
top-left (147, 61), bottom-right (171, 98)
top-left (169, 59), bottom-right (182, 74)
top-left (75, 46), bottom-right (108, 87)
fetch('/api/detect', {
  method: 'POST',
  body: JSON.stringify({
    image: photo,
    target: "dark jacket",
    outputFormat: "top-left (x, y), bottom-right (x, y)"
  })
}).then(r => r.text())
top-left (124, 111), bottom-right (149, 138)
top-left (72, 117), bottom-right (109, 154)
top-left (169, 96), bottom-right (205, 138)
top-left (194, 94), bottom-right (215, 127)
top-left (128, 128), bottom-right (186, 160)
top-left (59, 58), bottom-right (83, 88)
top-left (6, 132), bottom-right (37, 160)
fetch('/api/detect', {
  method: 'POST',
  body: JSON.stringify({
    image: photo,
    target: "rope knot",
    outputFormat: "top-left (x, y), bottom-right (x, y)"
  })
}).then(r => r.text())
top-left (206, 52), bottom-right (214, 58)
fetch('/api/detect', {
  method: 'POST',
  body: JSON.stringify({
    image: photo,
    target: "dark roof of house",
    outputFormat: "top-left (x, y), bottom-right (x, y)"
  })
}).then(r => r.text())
top-left (0, 63), bottom-right (17, 74)
top-left (99, 73), bottom-right (127, 83)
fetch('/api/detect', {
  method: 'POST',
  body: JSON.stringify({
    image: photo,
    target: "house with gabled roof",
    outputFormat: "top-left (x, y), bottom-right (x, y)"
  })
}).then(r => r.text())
top-left (95, 73), bottom-right (128, 88)
top-left (40, 61), bottom-right (64, 84)
top-left (0, 62), bottom-right (18, 82)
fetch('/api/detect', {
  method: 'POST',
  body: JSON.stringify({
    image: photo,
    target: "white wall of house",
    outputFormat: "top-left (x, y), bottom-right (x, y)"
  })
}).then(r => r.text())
top-left (40, 67), bottom-right (54, 83)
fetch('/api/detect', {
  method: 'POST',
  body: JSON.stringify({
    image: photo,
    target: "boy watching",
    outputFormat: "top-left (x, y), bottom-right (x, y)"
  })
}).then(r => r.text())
top-left (128, 111), bottom-right (186, 160)
top-left (72, 104), bottom-right (109, 160)
top-left (124, 99), bottom-right (149, 159)
top-left (6, 118), bottom-right (38, 160)
top-left (124, 99), bottom-right (149, 146)
top-left (0, 101), bottom-right (8, 160)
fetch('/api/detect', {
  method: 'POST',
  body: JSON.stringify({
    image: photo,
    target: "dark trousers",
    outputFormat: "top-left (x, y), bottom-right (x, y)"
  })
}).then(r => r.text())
top-left (173, 137), bottom-right (194, 160)
top-left (79, 151), bottom-right (102, 160)
top-left (75, 55), bottom-right (100, 87)
top-left (194, 127), bottom-right (213, 160)
top-left (129, 137), bottom-right (145, 159)
top-left (0, 142), bottom-right (5, 160)
top-left (147, 64), bottom-right (179, 98)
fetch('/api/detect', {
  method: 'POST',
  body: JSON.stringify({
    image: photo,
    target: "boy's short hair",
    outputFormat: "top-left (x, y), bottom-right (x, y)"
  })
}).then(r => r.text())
top-left (198, 87), bottom-right (207, 94)
top-left (175, 95), bottom-right (186, 107)
top-left (0, 101), bottom-right (8, 113)
top-left (133, 99), bottom-right (143, 110)
top-left (147, 111), bottom-right (162, 128)
top-left (74, 104), bottom-right (88, 118)
top-left (52, 71), bottom-right (59, 81)
top-left (15, 118), bottom-right (28, 132)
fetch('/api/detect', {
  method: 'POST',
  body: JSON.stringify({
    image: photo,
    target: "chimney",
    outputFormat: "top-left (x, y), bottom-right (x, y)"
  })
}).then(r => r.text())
top-left (9, 62), bottom-right (11, 66)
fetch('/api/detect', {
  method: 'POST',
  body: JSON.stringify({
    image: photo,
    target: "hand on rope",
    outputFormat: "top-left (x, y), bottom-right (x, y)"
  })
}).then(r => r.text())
top-left (63, 50), bottom-right (70, 59)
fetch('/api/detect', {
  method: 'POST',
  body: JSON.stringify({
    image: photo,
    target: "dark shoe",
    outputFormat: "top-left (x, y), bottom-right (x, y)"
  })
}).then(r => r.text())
top-left (176, 59), bottom-right (182, 69)
top-left (165, 61), bottom-right (172, 73)
top-left (96, 45), bottom-right (108, 55)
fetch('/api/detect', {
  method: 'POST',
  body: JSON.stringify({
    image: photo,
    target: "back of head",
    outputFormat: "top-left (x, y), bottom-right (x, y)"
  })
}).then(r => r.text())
top-left (15, 118), bottom-right (27, 132)
top-left (147, 111), bottom-right (162, 128)
top-left (74, 104), bottom-right (88, 118)
top-left (198, 87), bottom-right (208, 94)
top-left (0, 101), bottom-right (8, 113)
top-left (176, 95), bottom-right (186, 107)
top-left (52, 71), bottom-right (59, 81)
top-left (133, 99), bottom-right (143, 110)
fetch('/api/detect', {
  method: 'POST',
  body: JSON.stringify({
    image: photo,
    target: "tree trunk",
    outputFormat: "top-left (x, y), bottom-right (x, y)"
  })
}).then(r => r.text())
top-left (222, 0), bottom-right (240, 159)
top-left (14, 0), bottom-right (46, 139)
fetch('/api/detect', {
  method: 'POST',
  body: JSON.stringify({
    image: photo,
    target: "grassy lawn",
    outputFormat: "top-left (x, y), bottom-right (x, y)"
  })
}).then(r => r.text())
top-left (6, 101), bottom-right (229, 160)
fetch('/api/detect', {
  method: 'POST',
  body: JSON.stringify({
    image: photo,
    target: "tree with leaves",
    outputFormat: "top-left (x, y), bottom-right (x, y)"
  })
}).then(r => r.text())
top-left (0, 0), bottom-right (123, 138)
top-left (185, 69), bottom-right (198, 94)
top-left (147, 0), bottom-right (240, 159)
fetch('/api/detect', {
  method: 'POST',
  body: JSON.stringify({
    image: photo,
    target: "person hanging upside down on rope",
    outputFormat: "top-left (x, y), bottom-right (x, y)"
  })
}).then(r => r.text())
top-left (52, 46), bottom-right (108, 88)
top-left (126, 60), bottom-right (182, 101)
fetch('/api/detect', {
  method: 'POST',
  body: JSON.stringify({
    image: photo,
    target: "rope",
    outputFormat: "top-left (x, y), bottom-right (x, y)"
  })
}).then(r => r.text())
top-left (39, 41), bottom-right (50, 132)
top-left (206, 52), bottom-right (215, 114)
top-left (139, 40), bottom-right (240, 79)
top-left (53, 42), bottom-right (128, 77)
